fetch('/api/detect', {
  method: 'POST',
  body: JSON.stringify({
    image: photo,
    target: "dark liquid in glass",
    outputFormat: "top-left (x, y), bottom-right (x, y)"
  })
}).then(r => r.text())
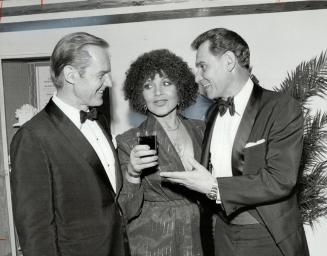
top-left (138, 135), bottom-right (157, 151)
top-left (138, 135), bottom-right (158, 173)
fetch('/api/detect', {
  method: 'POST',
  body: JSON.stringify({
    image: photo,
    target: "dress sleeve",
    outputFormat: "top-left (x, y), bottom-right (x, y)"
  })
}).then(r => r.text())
top-left (116, 134), bottom-right (145, 222)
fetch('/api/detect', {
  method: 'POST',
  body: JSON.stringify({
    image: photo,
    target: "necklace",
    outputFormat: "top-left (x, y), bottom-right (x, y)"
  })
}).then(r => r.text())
top-left (164, 119), bottom-right (185, 157)
top-left (162, 119), bottom-right (180, 131)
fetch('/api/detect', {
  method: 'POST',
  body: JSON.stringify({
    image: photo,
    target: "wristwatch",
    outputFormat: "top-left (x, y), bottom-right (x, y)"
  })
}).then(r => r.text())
top-left (206, 180), bottom-right (218, 200)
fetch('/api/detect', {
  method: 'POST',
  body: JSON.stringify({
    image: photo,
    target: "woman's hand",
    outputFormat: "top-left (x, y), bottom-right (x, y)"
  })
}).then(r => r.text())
top-left (126, 145), bottom-right (158, 183)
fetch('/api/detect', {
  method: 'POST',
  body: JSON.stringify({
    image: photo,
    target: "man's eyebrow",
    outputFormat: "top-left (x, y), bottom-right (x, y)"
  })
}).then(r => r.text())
top-left (98, 70), bottom-right (110, 75)
top-left (195, 61), bottom-right (205, 67)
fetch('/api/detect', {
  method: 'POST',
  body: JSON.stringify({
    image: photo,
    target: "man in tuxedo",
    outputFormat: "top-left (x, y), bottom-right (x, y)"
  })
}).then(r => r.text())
top-left (160, 28), bottom-right (309, 256)
top-left (10, 32), bottom-right (130, 256)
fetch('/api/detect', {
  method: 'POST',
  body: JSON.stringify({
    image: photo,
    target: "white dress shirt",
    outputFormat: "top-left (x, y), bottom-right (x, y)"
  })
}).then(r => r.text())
top-left (210, 78), bottom-right (253, 200)
top-left (52, 95), bottom-right (116, 192)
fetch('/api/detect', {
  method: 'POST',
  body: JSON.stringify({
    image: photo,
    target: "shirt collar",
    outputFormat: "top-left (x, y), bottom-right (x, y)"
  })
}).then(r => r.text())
top-left (52, 94), bottom-right (82, 128)
top-left (233, 77), bottom-right (253, 117)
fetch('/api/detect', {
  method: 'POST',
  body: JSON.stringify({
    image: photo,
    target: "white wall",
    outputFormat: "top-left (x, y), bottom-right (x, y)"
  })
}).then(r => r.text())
top-left (1, 6), bottom-right (327, 255)
top-left (1, 9), bottom-right (326, 131)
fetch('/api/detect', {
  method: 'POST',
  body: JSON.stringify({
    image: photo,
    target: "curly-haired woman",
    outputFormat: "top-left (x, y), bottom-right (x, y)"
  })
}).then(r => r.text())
top-left (116, 49), bottom-right (205, 256)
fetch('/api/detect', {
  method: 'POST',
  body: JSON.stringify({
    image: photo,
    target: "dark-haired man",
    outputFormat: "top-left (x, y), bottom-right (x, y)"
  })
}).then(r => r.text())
top-left (161, 28), bottom-right (309, 256)
top-left (10, 32), bottom-right (130, 256)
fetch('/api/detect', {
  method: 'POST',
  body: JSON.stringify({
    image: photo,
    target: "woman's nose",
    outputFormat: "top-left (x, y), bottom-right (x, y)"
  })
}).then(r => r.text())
top-left (154, 83), bottom-right (162, 95)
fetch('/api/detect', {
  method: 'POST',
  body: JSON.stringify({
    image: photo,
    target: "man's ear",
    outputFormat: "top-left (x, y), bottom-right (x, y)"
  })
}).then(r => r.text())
top-left (63, 65), bottom-right (78, 85)
top-left (224, 51), bottom-right (237, 72)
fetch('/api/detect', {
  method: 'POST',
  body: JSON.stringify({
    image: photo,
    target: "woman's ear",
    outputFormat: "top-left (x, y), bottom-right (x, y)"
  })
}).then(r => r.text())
top-left (224, 51), bottom-right (237, 72)
top-left (63, 65), bottom-right (78, 85)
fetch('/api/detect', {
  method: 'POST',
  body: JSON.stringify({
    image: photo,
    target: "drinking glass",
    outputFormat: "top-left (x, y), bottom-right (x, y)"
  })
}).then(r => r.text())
top-left (137, 131), bottom-right (157, 152)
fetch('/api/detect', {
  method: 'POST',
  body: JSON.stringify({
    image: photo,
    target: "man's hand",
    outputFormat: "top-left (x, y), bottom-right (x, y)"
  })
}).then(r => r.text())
top-left (159, 157), bottom-right (216, 194)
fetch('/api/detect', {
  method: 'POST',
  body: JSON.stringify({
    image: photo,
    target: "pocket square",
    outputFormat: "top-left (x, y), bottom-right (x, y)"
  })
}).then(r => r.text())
top-left (245, 139), bottom-right (265, 148)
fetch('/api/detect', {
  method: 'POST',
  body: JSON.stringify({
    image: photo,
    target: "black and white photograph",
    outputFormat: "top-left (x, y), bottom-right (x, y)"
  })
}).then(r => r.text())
top-left (0, 1), bottom-right (327, 256)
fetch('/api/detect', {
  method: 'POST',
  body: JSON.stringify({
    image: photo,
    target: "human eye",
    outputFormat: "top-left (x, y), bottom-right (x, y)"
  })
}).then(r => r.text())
top-left (98, 72), bottom-right (106, 80)
top-left (196, 62), bottom-right (207, 72)
top-left (162, 79), bottom-right (172, 86)
top-left (143, 82), bottom-right (153, 90)
top-left (200, 63), bottom-right (207, 71)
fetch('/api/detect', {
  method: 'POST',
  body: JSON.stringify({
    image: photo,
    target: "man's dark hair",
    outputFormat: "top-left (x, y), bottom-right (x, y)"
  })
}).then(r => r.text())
top-left (191, 28), bottom-right (250, 70)
top-left (50, 32), bottom-right (109, 88)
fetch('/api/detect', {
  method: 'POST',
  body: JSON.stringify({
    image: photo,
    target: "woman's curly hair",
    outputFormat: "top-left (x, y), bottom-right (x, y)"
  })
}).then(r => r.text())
top-left (123, 49), bottom-right (198, 114)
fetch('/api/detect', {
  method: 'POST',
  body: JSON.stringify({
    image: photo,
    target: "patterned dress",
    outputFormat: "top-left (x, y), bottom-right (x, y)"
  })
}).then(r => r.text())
top-left (116, 114), bottom-right (205, 256)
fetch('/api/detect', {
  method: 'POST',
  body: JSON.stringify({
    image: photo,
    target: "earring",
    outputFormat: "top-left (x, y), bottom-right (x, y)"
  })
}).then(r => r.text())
top-left (144, 105), bottom-right (148, 111)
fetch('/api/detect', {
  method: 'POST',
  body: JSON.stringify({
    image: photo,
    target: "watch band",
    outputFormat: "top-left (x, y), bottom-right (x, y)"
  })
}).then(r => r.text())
top-left (206, 180), bottom-right (218, 200)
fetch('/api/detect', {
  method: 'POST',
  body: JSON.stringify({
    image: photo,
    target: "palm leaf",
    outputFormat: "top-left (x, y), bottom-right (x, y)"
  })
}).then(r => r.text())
top-left (301, 112), bottom-right (327, 169)
top-left (298, 161), bottom-right (327, 227)
top-left (276, 51), bottom-right (327, 109)
top-left (275, 50), bottom-right (327, 227)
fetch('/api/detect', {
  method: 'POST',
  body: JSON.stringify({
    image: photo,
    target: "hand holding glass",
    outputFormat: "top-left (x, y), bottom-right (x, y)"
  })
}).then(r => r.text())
top-left (137, 131), bottom-right (157, 153)
top-left (128, 132), bottom-right (158, 178)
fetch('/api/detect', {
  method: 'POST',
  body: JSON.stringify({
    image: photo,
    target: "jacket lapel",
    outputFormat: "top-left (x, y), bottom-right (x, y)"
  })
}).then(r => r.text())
top-left (137, 115), bottom-right (173, 199)
top-left (45, 100), bottom-right (114, 194)
top-left (231, 83), bottom-right (263, 175)
top-left (181, 117), bottom-right (203, 163)
top-left (200, 102), bottom-right (220, 169)
top-left (139, 115), bottom-right (173, 168)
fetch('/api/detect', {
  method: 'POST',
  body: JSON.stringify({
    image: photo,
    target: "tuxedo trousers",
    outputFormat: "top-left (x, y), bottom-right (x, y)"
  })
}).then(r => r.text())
top-left (214, 214), bottom-right (283, 256)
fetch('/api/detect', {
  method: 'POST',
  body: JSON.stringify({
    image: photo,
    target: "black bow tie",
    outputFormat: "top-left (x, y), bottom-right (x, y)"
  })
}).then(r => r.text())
top-left (80, 108), bottom-right (98, 123)
top-left (215, 97), bottom-right (235, 116)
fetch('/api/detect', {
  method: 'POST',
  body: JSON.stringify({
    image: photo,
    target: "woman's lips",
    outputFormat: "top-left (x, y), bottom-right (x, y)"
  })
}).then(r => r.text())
top-left (153, 99), bottom-right (168, 106)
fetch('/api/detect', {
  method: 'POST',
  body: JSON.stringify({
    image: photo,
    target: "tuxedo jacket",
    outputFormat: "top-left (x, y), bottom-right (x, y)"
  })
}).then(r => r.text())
top-left (201, 83), bottom-right (309, 256)
top-left (10, 99), bottom-right (130, 256)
